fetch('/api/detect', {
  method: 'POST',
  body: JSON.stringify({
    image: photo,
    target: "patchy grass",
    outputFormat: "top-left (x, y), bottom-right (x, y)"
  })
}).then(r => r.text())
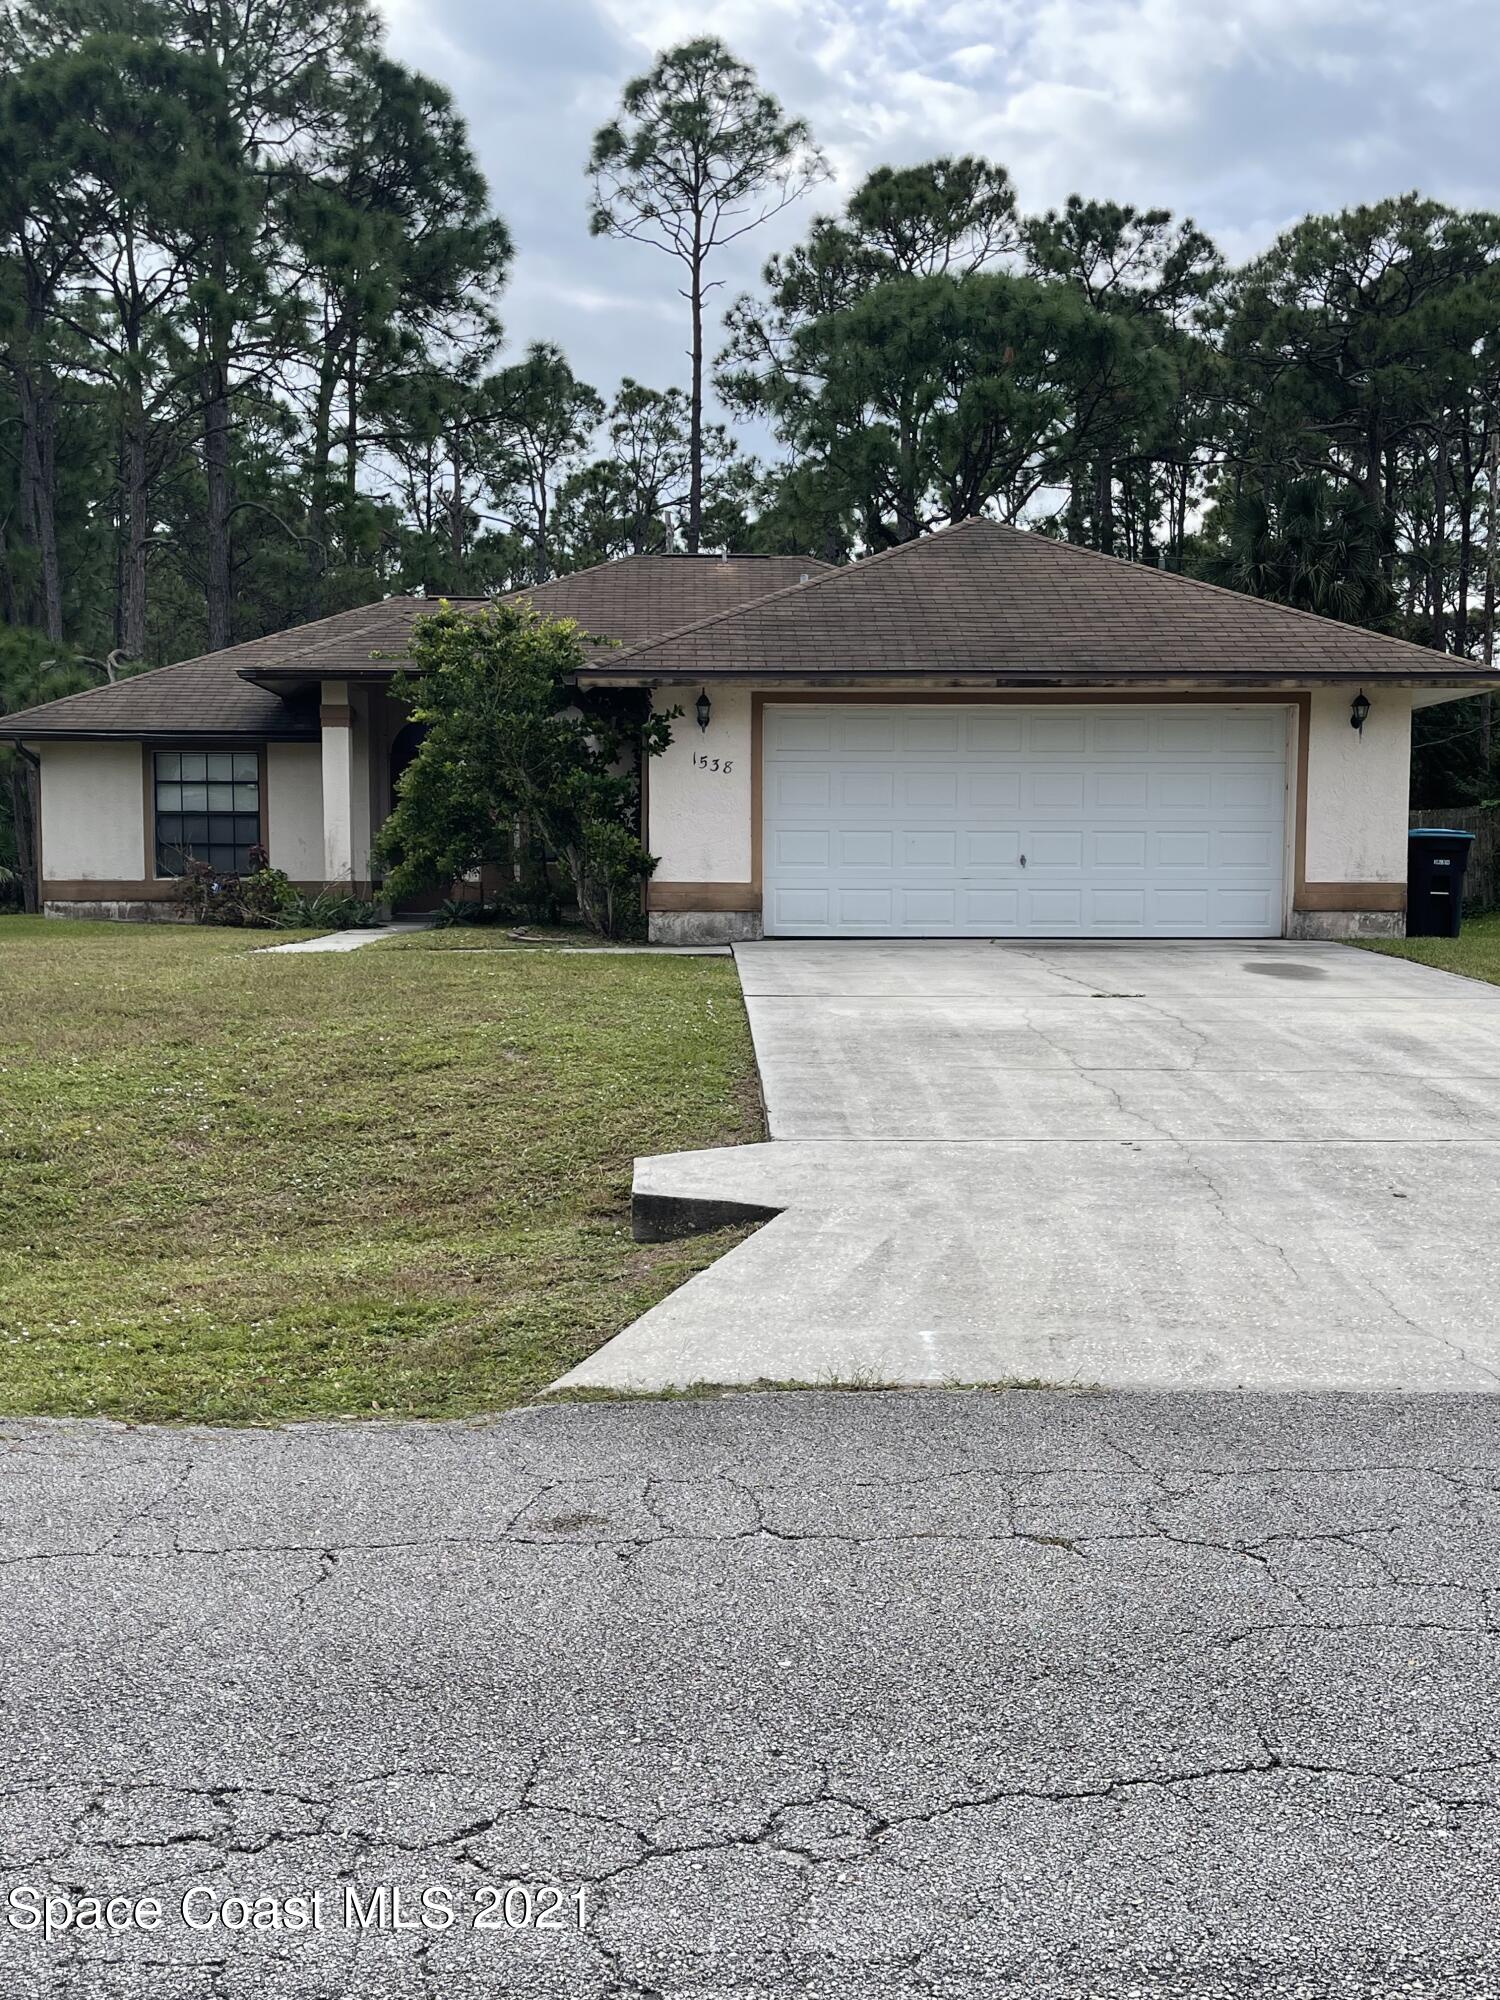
top-left (0, 915), bottom-right (761, 1423)
top-left (1355, 910), bottom-right (1500, 987)
top-left (547, 1376), bottom-right (1086, 1403)
top-left (382, 924), bottom-right (691, 953)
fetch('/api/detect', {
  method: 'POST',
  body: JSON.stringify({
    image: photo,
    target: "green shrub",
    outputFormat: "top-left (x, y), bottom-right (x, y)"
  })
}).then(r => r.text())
top-left (374, 603), bottom-right (668, 940)
top-left (275, 888), bottom-right (389, 930)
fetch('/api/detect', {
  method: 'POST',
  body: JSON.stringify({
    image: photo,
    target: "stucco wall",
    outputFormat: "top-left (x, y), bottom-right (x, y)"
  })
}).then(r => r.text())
top-left (647, 687), bottom-right (754, 883)
top-left (266, 742), bottom-right (323, 881)
top-left (1301, 687), bottom-right (1414, 884)
top-left (38, 741), bottom-right (145, 881)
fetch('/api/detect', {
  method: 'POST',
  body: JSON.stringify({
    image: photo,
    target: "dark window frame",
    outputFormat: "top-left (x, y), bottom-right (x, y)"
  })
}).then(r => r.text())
top-left (148, 745), bottom-right (267, 880)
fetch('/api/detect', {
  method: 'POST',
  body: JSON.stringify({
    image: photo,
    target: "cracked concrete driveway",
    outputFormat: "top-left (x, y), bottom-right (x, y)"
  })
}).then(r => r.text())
top-left (556, 941), bottom-right (1500, 1393)
top-left (5, 1390), bottom-right (1500, 1998)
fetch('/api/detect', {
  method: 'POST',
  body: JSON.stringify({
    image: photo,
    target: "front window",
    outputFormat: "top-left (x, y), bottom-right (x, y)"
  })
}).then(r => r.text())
top-left (154, 751), bottom-right (260, 877)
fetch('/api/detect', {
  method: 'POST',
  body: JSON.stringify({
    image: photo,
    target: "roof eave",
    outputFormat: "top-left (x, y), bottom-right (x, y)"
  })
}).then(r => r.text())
top-left (574, 669), bottom-right (1500, 691)
top-left (0, 722), bottom-right (319, 744)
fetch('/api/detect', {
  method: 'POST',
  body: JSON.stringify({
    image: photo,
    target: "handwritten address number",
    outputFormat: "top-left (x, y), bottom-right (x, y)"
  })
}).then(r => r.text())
top-left (691, 754), bottom-right (734, 773)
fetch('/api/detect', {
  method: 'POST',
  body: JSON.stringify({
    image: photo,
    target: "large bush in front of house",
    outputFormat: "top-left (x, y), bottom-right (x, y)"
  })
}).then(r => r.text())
top-left (375, 603), bottom-right (670, 939)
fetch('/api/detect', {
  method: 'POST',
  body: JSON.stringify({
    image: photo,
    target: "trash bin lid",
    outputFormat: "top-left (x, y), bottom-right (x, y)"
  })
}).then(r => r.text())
top-left (1409, 827), bottom-right (1476, 841)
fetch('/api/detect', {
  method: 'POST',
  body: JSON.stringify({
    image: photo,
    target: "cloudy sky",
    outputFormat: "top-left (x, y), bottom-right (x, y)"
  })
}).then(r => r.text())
top-left (378, 0), bottom-right (1500, 431)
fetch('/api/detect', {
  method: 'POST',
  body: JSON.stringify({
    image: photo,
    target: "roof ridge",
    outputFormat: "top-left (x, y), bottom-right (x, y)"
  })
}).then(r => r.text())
top-left (603, 513), bottom-right (1475, 676)
top-left (498, 549), bottom-right (830, 610)
top-left (608, 519), bottom-right (986, 666)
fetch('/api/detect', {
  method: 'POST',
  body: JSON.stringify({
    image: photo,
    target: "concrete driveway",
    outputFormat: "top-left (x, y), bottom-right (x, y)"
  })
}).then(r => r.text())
top-left (556, 940), bottom-right (1500, 1393)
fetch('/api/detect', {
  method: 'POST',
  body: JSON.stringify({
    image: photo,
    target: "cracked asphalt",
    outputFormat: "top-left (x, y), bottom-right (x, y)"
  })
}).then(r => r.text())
top-left (5, 1388), bottom-right (1500, 1998)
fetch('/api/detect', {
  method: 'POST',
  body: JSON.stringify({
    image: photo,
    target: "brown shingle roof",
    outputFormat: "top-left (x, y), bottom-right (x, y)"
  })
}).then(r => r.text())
top-left (501, 552), bottom-right (826, 655)
top-left (0, 596), bottom-right (459, 741)
top-left (0, 554), bottom-right (829, 740)
top-left (581, 518), bottom-right (1500, 688)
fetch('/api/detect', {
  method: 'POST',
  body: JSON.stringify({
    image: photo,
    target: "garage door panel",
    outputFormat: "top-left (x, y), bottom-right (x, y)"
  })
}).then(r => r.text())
top-left (1091, 715), bottom-right (1154, 756)
top-left (773, 829), bottom-right (831, 867)
top-left (1157, 830), bottom-right (1212, 867)
top-left (1153, 890), bottom-right (1211, 926)
top-left (774, 714), bottom-right (834, 753)
top-left (770, 887), bottom-right (833, 927)
top-left (1220, 712), bottom-right (1284, 755)
top-left (1094, 831), bottom-right (1148, 868)
top-left (773, 769), bottom-right (831, 808)
top-left (1217, 768), bottom-right (1282, 809)
top-left (840, 715), bottom-right (897, 754)
top-left (1030, 716), bottom-right (1089, 755)
top-left (903, 772), bottom-right (959, 808)
top-left (1030, 771), bottom-right (1086, 809)
top-left (1028, 830), bottom-right (1084, 868)
top-left (839, 888), bottom-right (896, 925)
top-left (1217, 829), bottom-right (1279, 869)
top-left (841, 771), bottom-right (894, 807)
top-left (763, 705), bottom-right (1287, 938)
top-left (1091, 889), bottom-right (1147, 927)
top-left (963, 715), bottom-right (1026, 755)
top-left (968, 770), bottom-right (1021, 808)
top-left (899, 888), bottom-right (958, 925)
top-left (900, 714), bottom-right (959, 754)
top-left (902, 830), bottom-right (959, 868)
top-left (1095, 770), bottom-right (1150, 808)
top-left (838, 830), bottom-right (894, 867)
top-left (1159, 716), bottom-right (1219, 755)
top-left (1160, 770), bottom-right (1219, 809)
top-left (1217, 889), bottom-right (1279, 928)
top-left (1029, 889), bottom-right (1085, 926)
top-left (964, 829), bottom-right (1021, 867)
top-left (963, 888), bottom-right (1021, 926)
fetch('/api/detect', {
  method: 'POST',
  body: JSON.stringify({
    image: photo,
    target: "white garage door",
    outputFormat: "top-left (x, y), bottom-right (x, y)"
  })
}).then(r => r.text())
top-left (762, 704), bottom-right (1289, 938)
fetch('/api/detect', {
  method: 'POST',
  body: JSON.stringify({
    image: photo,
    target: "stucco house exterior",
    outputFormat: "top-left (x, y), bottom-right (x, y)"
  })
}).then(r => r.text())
top-left (5, 518), bottom-right (1495, 943)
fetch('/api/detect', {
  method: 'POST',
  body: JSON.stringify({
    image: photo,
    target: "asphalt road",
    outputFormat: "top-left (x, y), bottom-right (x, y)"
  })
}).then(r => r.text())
top-left (3, 1389), bottom-right (1500, 1999)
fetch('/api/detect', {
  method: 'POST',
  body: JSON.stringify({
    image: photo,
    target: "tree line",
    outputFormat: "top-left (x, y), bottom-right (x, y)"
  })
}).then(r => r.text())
top-left (2, 13), bottom-right (1498, 825)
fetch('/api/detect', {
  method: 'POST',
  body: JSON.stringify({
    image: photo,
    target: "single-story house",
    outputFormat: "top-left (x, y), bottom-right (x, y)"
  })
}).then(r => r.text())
top-left (5, 518), bottom-right (1495, 943)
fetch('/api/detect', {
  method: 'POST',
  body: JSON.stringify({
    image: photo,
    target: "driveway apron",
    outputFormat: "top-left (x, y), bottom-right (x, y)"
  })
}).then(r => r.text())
top-left (552, 941), bottom-right (1500, 1393)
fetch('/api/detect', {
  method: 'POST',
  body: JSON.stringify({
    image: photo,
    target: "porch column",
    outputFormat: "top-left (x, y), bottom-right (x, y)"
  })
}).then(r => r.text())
top-left (320, 680), bottom-right (355, 884)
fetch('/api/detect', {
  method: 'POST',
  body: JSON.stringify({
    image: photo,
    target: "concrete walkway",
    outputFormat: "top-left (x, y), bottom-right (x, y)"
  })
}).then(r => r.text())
top-left (256, 919), bottom-right (432, 954)
top-left (554, 940), bottom-right (1500, 1394)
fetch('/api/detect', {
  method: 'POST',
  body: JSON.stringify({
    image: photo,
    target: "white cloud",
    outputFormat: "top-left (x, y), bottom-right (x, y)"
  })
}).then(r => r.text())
top-left (376, 0), bottom-right (1500, 438)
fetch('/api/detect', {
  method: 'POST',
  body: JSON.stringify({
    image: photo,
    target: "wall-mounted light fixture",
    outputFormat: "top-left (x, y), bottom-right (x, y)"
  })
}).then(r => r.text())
top-left (695, 689), bottom-right (712, 733)
top-left (1350, 689), bottom-right (1371, 735)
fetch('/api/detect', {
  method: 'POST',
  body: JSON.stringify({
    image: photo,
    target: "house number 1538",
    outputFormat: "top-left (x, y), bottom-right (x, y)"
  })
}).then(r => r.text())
top-left (691, 753), bottom-right (733, 773)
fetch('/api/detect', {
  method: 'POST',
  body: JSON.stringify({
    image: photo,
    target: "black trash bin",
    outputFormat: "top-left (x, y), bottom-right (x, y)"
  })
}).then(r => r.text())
top-left (1407, 828), bottom-right (1476, 938)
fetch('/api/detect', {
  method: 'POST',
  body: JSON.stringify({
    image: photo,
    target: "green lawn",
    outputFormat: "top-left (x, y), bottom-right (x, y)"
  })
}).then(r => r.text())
top-left (1356, 909), bottom-right (1500, 986)
top-left (383, 923), bottom-right (655, 952)
top-left (0, 916), bottom-right (761, 1423)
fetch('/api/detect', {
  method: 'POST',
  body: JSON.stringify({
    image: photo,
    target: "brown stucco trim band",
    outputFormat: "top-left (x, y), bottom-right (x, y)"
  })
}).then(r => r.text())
top-left (43, 878), bottom-right (329, 903)
top-left (647, 882), bottom-right (762, 914)
top-left (1294, 883), bottom-right (1407, 913)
